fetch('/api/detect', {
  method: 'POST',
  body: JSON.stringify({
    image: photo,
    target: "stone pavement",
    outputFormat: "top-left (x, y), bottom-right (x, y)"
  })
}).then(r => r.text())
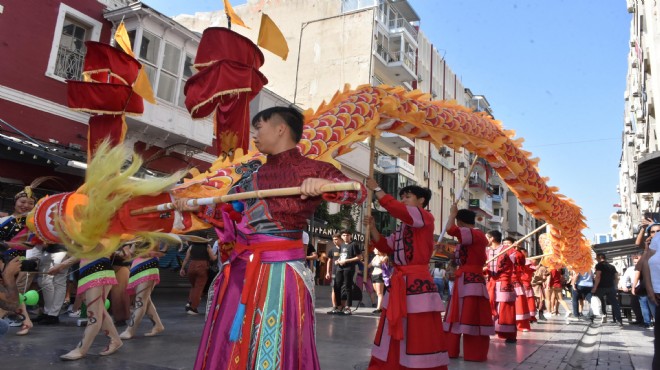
top-left (1, 284), bottom-right (655, 369)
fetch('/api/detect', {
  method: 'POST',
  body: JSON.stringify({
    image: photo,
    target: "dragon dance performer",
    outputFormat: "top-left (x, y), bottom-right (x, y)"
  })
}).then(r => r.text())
top-left (519, 248), bottom-right (537, 324)
top-left (443, 206), bottom-right (494, 362)
top-left (176, 107), bottom-right (365, 370)
top-left (504, 237), bottom-right (531, 331)
top-left (364, 178), bottom-right (449, 370)
top-left (1, 184), bottom-right (38, 335)
top-left (51, 256), bottom-right (123, 360)
top-left (119, 243), bottom-right (165, 340)
top-left (486, 230), bottom-right (518, 343)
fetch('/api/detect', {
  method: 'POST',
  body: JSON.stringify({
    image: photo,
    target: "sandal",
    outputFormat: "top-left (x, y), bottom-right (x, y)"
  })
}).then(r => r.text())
top-left (16, 323), bottom-right (31, 336)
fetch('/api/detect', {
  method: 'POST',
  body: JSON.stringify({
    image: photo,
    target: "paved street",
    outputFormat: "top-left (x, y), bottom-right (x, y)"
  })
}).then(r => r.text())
top-left (2, 285), bottom-right (654, 369)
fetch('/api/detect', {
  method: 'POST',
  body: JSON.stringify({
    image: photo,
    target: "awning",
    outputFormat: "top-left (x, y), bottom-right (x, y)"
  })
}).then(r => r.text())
top-left (0, 133), bottom-right (87, 176)
top-left (591, 238), bottom-right (642, 259)
top-left (635, 151), bottom-right (660, 193)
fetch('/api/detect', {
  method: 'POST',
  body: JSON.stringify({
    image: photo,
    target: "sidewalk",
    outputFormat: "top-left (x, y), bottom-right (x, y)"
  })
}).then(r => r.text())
top-left (1, 285), bottom-right (654, 369)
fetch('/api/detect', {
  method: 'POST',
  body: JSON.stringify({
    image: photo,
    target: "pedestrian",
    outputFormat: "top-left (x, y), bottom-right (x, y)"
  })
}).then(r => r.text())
top-left (370, 248), bottom-right (388, 314)
top-left (443, 205), bottom-right (494, 361)
top-left (532, 261), bottom-right (549, 320)
top-left (35, 243), bottom-right (69, 325)
top-left (431, 262), bottom-right (446, 299)
top-left (179, 238), bottom-right (216, 315)
top-left (175, 106), bottom-right (365, 369)
top-left (364, 178), bottom-right (449, 369)
top-left (592, 253), bottom-right (623, 326)
top-left (641, 224), bottom-right (660, 369)
top-left (325, 233), bottom-right (343, 314)
top-left (571, 270), bottom-right (594, 320)
top-left (333, 230), bottom-right (361, 315)
top-left (548, 268), bottom-right (572, 317)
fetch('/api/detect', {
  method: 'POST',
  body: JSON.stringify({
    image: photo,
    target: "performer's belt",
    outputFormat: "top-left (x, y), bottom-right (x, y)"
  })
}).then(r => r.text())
top-left (387, 264), bottom-right (429, 341)
top-left (227, 240), bottom-right (303, 341)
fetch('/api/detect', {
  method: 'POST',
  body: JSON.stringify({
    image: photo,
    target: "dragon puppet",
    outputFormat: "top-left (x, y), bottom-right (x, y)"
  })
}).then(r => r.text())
top-left (25, 27), bottom-right (593, 273)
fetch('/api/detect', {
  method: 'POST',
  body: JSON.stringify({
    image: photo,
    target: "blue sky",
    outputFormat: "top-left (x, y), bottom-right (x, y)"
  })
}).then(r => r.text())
top-left (146, 0), bottom-right (630, 240)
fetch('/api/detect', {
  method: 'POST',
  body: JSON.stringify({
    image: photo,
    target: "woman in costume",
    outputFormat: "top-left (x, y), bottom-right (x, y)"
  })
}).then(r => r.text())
top-left (177, 107), bottom-right (365, 370)
top-left (119, 243), bottom-right (165, 339)
top-left (486, 230), bottom-right (518, 343)
top-left (1, 184), bottom-right (38, 335)
top-left (519, 248), bottom-right (537, 324)
top-left (443, 205), bottom-right (494, 362)
top-left (503, 237), bottom-right (531, 331)
top-left (364, 178), bottom-right (449, 370)
top-left (50, 256), bottom-right (123, 360)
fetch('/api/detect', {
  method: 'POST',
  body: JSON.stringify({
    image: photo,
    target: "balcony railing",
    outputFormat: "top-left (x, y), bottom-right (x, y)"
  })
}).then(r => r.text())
top-left (388, 16), bottom-right (418, 39)
top-left (54, 46), bottom-right (85, 80)
top-left (374, 43), bottom-right (415, 72)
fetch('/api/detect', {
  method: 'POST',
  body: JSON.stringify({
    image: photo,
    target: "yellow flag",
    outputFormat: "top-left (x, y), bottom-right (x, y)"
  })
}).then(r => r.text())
top-left (257, 14), bottom-right (289, 61)
top-left (223, 0), bottom-right (249, 29)
top-left (114, 21), bottom-right (134, 57)
top-left (114, 21), bottom-right (156, 104)
top-left (134, 69), bottom-right (156, 104)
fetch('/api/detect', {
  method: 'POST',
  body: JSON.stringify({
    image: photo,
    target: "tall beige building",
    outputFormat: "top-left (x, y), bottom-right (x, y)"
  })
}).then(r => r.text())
top-left (616, 0), bottom-right (660, 241)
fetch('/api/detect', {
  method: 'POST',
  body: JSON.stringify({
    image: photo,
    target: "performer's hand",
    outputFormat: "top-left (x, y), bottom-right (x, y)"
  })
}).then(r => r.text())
top-left (173, 198), bottom-right (200, 212)
top-left (362, 215), bottom-right (376, 229)
top-left (300, 178), bottom-right (333, 200)
top-left (449, 204), bottom-right (458, 217)
top-left (366, 178), bottom-right (379, 191)
top-left (47, 265), bottom-right (63, 276)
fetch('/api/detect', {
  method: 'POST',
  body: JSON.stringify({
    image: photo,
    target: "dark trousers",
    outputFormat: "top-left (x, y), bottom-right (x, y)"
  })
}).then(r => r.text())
top-left (595, 287), bottom-right (622, 323)
top-left (334, 268), bottom-right (355, 307)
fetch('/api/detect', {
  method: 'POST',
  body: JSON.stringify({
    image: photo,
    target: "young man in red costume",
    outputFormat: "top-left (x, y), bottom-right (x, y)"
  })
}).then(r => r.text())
top-left (519, 248), bottom-right (538, 324)
top-left (443, 205), bottom-right (494, 361)
top-left (364, 178), bottom-right (449, 370)
top-left (486, 230), bottom-right (518, 343)
top-left (503, 237), bottom-right (531, 331)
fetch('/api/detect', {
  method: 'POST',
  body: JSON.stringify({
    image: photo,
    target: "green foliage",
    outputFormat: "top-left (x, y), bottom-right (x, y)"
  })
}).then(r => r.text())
top-left (314, 201), bottom-right (360, 233)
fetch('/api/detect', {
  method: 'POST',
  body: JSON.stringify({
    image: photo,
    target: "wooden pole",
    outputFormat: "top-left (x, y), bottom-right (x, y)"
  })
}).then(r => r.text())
top-left (130, 182), bottom-right (361, 216)
top-left (485, 222), bottom-right (548, 265)
top-left (527, 252), bottom-right (553, 260)
top-left (436, 154), bottom-right (480, 247)
top-left (363, 136), bottom-right (377, 282)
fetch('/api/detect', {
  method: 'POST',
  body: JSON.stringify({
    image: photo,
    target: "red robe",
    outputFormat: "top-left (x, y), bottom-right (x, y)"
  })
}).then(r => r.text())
top-left (368, 194), bottom-right (449, 370)
top-left (486, 245), bottom-right (517, 339)
top-left (443, 225), bottom-right (494, 362)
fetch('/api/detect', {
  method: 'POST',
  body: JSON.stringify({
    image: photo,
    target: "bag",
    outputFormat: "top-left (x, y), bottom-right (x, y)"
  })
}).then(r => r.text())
top-left (590, 295), bottom-right (602, 316)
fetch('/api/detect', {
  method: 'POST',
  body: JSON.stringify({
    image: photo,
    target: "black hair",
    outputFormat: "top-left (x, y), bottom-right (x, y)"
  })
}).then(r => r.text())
top-left (596, 253), bottom-right (607, 261)
top-left (456, 209), bottom-right (476, 225)
top-left (486, 230), bottom-right (502, 243)
top-left (399, 185), bottom-right (432, 208)
top-left (340, 229), bottom-right (352, 236)
top-left (332, 233), bottom-right (342, 239)
top-left (503, 236), bottom-right (516, 244)
top-left (251, 106), bottom-right (304, 143)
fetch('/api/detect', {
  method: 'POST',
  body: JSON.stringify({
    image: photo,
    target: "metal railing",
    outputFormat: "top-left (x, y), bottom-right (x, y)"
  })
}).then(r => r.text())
top-left (374, 43), bottom-right (415, 72)
top-left (54, 46), bottom-right (85, 80)
top-left (388, 16), bottom-right (418, 39)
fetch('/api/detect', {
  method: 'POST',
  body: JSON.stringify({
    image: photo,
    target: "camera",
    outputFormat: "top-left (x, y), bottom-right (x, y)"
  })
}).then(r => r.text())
top-left (1, 254), bottom-right (39, 272)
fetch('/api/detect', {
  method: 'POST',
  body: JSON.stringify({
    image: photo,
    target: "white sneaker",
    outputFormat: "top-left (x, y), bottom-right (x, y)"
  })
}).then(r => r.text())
top-left (564, 312), bottom-right (572, 318)
top-left (8, 319), bottom-right (23, 327)
top-left (68, 310), bottom-right (81, 318)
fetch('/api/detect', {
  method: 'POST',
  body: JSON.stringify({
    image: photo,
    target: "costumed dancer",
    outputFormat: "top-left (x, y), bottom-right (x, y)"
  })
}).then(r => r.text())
top-left (504, 237), bottom-right (531, 331)
top-left (486, 230), bottom-right (518, 343)
top-left (51, 256), bottom-right (123, 360)
top-left (443, 205), bottom-right (494, 362)
top-left (519, 248), bottom-right (537, 324)
top-left (119, 243), bottom-right (165, 339)
top-left (364, 178), bottom-right (449, 370)
top-left (0, 184), bottom-right (38, 335)
top-left (177, 107), bottom-right (365, 370)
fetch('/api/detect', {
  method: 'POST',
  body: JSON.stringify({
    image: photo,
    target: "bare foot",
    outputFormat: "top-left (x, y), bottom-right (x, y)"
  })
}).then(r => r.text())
top-left (100, 340), bottom-right (123, 356)
top-left (145, 324), bottom-right (164, 337)
top-left (60, 348), bottom-right (85, 361)
top-left (16, 322), bottom-right (32, 336)
top-left (119, 329), bottom-right (133, 340)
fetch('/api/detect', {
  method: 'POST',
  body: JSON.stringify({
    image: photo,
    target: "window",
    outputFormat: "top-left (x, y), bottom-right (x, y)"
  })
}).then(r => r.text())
top-left (46, 3), bottom-right (102, 82)
top-left (518, 213), bottom-right (523, 226)
top-left (178, 55), bottom-right (194, 107)
top-left (156, 42), bottom-right (181, 102)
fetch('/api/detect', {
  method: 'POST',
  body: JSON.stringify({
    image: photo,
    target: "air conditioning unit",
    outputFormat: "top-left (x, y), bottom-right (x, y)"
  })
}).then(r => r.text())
top-left (437, 180), bottom-right (442, 189)
top-left (625, 117), bottom-right (632, 127)
top-left (458, 161), bottom-right (466, 169)
top-left (627, 0), bottom-right (635, 13)
top-left (630, 40), bottom-right (636, 47)
top-left (628, 139), bottom-right (635, 147)
top-left (423, 170), bottom-right (430, 180)
top-left (632, 59), bottom-right (638, 68)
top-left (636, 133), bottom-right (645, 139)
top-left (632, 90), bottom-right (641, 97)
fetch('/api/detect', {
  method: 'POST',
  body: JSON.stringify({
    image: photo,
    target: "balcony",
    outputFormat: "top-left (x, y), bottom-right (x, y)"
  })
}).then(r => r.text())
top-left (468, 197), bottom-right (494, 218)
top-left (377, 156), bottom-right (416, 179)
top-left (373, 41), bottom-right (416, 83)
top-left (492, 194), bottom-right (503, 202)
top-left (489, 215), bottom-right (503, 224)
top-left (469, 176), bottom-right (493, 194)
top-left (379, 132), bottom-right (414, 154)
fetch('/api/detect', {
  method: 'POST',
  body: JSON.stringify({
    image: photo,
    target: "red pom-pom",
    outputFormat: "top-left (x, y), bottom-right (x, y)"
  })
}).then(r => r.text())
top-left (222, 203), bottom-right (234, 212)
top-left (229, 211), bottom-right (242, 223)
